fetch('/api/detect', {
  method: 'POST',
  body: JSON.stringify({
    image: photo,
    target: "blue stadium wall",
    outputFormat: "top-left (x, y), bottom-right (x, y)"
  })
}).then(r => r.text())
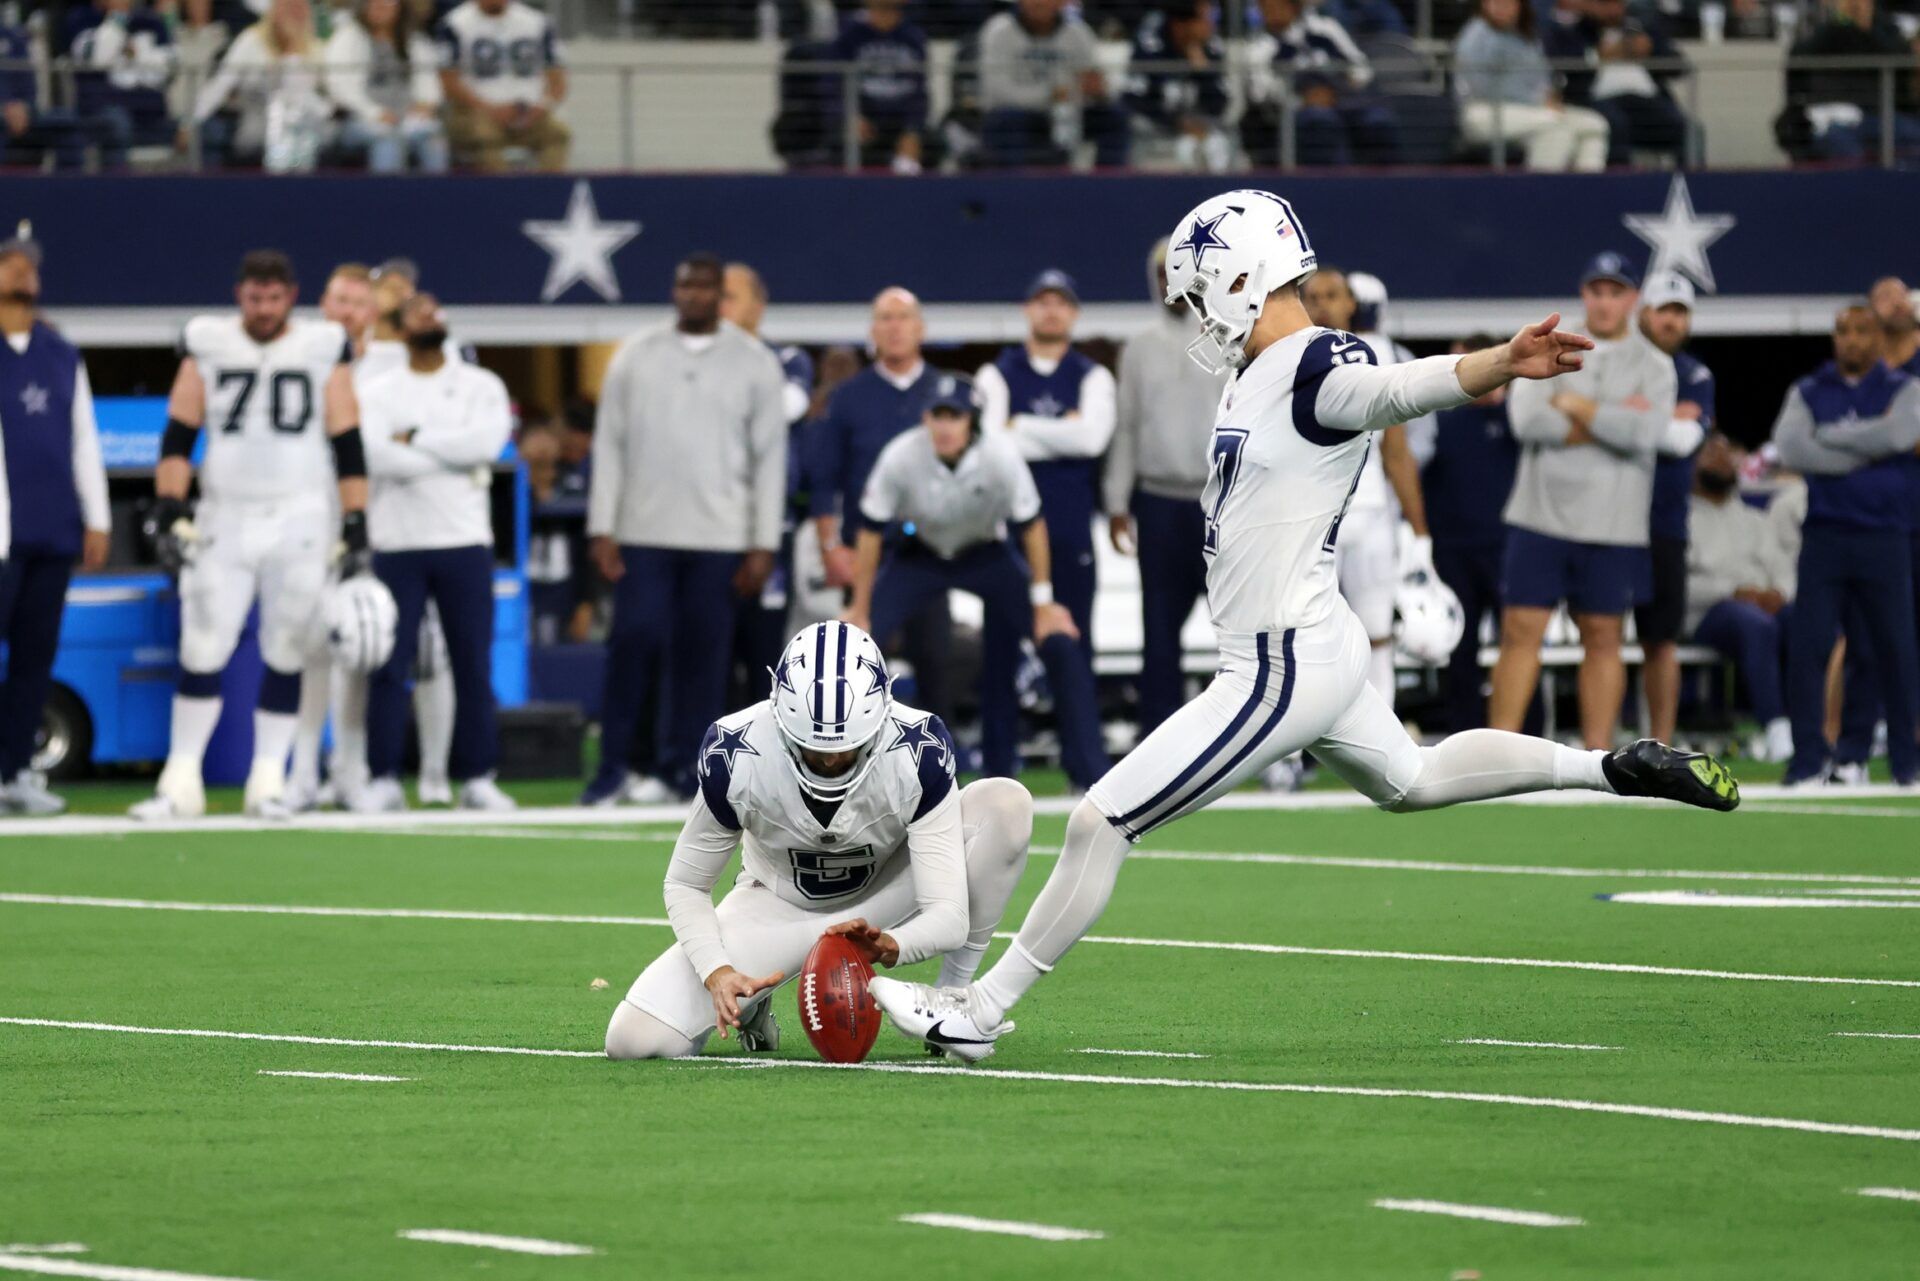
top-left (19, 170), bottom-right (1917, 309)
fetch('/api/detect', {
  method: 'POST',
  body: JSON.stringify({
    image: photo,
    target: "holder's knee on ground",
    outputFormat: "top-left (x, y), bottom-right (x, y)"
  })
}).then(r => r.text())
top-left (605, 1000), bottom-right (705, 1061)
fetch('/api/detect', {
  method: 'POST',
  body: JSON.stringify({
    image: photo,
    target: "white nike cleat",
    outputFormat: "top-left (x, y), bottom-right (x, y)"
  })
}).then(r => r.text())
top-left (417, 774), bottom-right (454, 806)
top-left (350, 777), bottom-right (408, 814)
top-left (622, 774), bottom-right (679, 806)
top-left (282, 777), bottom-right (322, 814)
top-left (457, 776), bottom-right (518, 812)
top-left (243, 762), bottom-right (292, 821)
top-left (1829, 762), bottom-right (1871, 787)
top-left (1, 771), bottom-right (67, 816)
top-left (868, 976), bottom-right (1012, 1064)
top-left (131, 762), bottom-right (205, 820)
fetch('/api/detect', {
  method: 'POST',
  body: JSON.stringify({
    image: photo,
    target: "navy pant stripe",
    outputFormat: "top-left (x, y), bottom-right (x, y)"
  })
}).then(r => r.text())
top-left (1116, 631), bottom-right (1271, 827)
top-left (1150, 627), bottom-right (1297, 834)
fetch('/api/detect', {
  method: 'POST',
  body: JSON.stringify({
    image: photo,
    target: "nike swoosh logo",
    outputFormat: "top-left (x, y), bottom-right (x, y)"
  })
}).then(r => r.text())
top-left (925, 1020), bottom-right (991, 1047)
top-left (1329, 339), bottom-right (1358, 353)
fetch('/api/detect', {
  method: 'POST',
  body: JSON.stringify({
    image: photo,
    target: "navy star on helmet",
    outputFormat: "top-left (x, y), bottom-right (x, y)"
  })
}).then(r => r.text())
top-left (1164, 190), bottom-right (1318, 374)
top-left (769, 621), bottom-right (894, 801)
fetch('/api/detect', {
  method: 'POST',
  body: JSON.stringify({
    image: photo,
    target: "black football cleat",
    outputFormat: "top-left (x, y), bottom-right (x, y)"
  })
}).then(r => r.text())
top-left (1601, 739), bottom-right (1740, 812)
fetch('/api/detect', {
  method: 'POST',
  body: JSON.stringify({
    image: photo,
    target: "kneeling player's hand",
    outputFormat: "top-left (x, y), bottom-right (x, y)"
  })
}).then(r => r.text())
top-left (705, 965), bottom-right (786, 1039)
top-left (826, 918), bottom-right (900, 969)
top-left (1033, 601), bottom-right (1080, 644)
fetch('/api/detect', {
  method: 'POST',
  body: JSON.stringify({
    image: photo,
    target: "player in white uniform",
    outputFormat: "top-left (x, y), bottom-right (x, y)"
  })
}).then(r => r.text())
top-left (133, 250), bottom-right (371, 820)
top-left (871, 189), bottom-right (1741, 1060)
top-left (605, 621), bottom-right (1034, 1060)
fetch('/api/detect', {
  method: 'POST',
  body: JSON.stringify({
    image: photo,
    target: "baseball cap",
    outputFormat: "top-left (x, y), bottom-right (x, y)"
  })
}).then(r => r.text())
top-left (1580, 252), bottom-right (1640, 290)
top-left (1026, 269), bottom-right (1080, 306)
top-left (924, 373), bottom-right (977, 415)
top-left (1641, 271), bottom-right (1696, 311)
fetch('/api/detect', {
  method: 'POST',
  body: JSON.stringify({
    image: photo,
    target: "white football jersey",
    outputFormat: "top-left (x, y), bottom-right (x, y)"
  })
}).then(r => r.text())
top-left (697, 698), bottom-right (957, 913)
top-left (185, 315), bottom-right (349, 502)
top-left (435, 0), bottom-right (563, 105)
top-left (1200, 325), bottom-right (1472, 637)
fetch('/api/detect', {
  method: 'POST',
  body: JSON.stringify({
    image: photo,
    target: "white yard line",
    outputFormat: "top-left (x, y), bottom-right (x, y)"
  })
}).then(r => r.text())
top-left (397, 1230), bottom-right (595, 1257)
top-left (897, 1214), bottom-right (1104, 1242)
top-left (1372, 1199), bottom-right (1585, 1228)
top-left (6, 782), bottom-right (1914, 837)
top-left (1036, 846), bottom-right (1920, 888)
top-left (359, 827), bottom-right (649, 842)
top-left (6, 894), bottom-right (1915, 990)
top-left (255, 1070), bottom-right (412, 1082)
top-left (0, 1018), bottom-right (602, 1058)
top-left (1072, 1048), bottom-right (1212, 1060)
top-left (1833, 1032), bottom-right (1920, 1041)
top-left (12, 1015), bottom-right (1920, 1144)
top-left (1451, 1039), bottom-right (1621, 1052)
top-left (1602, 891), bottom-right (1920, 910)
top-left (1856, 1187), bottom-right (1920, 1203)
top-left (1739, 804), bottom-right (1920, 818)
top-left (0, 1251), bottom-right (86, 1259)
top-left (0, 1255), bottom-right (273, 1281)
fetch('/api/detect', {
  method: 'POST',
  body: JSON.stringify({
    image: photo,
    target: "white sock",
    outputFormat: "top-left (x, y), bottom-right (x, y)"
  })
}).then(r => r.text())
top-left (1554, 743), bottom-right (1612, 792)
top-left (972, 942), bottom-right (1049, 1027)
top-left (166, 695), bottom-right (223, 772)
top-left (329, 670), bottom-right (370, 793)
top-left (938, 942), bottom-right (991, 990)
top-left (1366, 642), bottom-right (1395, 703)
top-left (288, 665), bottom-right (330, 792)
top-left (252, 709), bottom-right (299, 775)
top-left (414, 668), bottom-right (455, 787)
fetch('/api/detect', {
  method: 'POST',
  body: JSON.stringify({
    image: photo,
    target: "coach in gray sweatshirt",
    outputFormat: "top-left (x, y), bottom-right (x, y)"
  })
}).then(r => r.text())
top-left (1104, 237), bottom-right (1228, 732)
top-left (583, 252), bottom-right (787, 807)
top-left (978, 0), bottom-right (1129, 167)
top-left (1490, 251), bottom-right (1676, 748)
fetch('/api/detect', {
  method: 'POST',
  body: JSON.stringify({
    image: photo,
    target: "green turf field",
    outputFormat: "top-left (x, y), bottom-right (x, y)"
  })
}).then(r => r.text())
top-left (5, 785), bottom-right (1920, 1280)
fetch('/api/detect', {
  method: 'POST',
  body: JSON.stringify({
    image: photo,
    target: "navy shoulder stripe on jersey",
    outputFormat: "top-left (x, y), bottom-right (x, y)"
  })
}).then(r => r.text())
top-left (1292, 329), bottom-right (1379, 448)
top-left (909, 714), bottom-right (957, 822)
top-left (696, 721), bottom-right (743, 831)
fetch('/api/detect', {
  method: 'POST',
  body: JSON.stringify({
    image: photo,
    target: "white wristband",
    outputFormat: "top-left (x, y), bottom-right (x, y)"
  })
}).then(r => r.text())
top-left (1030, 582), bottom-right (1054, 606)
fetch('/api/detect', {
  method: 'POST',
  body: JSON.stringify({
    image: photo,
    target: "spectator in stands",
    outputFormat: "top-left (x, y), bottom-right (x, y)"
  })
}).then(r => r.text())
top-left (356, 290), bottom-right (517, 814)
top-left (167, 0), bottom-right (232, 129)
top-left (1491, 252), bottom-right (1676, 749)
top-left (828, 0), bottom-right (932, 173)
top-left (65, 0), bottom-right (178, 169)
top-left (720, 260), bottom-right (814, 703)
top-left (583, 254), bottom-right (786, 807)
top-left (1871, 275), bottom-right (1920, 374)
top-left (2, 19), bottom-right (93, 170)
top-left (1453, 0), bottom-right (1611, 170)
top-left (1779, 0), bottom-right (1920, 162)
top-left (806, 288), bottom-right (954, 728)
top-left (0, 235), bottom-right (110, 817)
top-left (327, 0), bottom-right (448, 172)
top-left (1769, 304), bottom-right (1920, 785)
top-left (1124, 0), bottom-right (1232, 172)
top-left (1422, 334), bottom-right (1519, 733)
top-left (1105, 238), bottom-right (1225, 735)
top-left (1635, 272), bottom-right (1714, 744)
top-left (436, 0), bottom-right (569, 172)
top-left (977, 0), bottom-right (1130, 168)
top-left (1244, 0), bottom-right (1399, 165)
top-left (1542, 0), bottom-right (1691, 165)
top-left (187, 0), bottom-right (332, 170)
top-left (1686, 432), bottom-right (1797, 761)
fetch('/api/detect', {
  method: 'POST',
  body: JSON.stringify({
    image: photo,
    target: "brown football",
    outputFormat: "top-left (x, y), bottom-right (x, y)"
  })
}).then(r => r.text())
top-left (798, 933), bottom-right (881, 1063)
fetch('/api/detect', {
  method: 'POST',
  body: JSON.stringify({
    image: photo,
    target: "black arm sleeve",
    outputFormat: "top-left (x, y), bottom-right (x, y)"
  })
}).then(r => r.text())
top-left (161, 418), bottom-right (201, 461)
top-left (329, 427), bottom-right (367, 479)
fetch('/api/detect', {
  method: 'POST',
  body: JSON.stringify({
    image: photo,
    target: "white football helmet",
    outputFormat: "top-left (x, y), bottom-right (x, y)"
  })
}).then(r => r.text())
top-left (1348, 271), bottom-right (1388, 333)
top-left (770, 622), bottom-right (894, 801)
top-left (323, 575), bottom-right (399, 674)
top-left (1164, 188), bottom-right (1318, 374)
top-left (1394, 558), bottom-right (1466, 666)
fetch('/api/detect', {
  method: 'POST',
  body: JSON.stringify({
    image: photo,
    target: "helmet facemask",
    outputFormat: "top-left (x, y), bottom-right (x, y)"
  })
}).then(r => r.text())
top-left (1170, 257), bottom-right (1272, 376)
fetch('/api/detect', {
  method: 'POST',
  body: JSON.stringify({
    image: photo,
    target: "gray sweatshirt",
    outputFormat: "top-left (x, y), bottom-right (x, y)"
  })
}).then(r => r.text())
top-left (979, 10), bottom-right (1100, 113)
top-left (1769, 378), bottom-right (1920, 475)
top-left (1504, 330), bottom-right (1676, 547)
top-left (1452, 17), bottom-right (1553, 106)
top-left (588, 323), bottom-right (788, 553)
top-left (1684, 492), bottom-right (1798, 632)
top-left (1105, 312), bottom-right (1228, 510)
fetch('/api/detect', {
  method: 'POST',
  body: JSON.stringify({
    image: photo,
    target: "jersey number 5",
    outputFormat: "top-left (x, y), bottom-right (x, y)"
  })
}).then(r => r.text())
top-left (215, 370), bottom-right (313, 435)
top-left (1203, 428), bottom-right (1248, 555)
top-left (790, 845), bottom-right (876, 901)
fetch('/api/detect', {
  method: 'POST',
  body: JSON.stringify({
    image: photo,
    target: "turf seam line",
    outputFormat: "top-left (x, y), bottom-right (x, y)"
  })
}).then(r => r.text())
top-left (1856, 1187), bottom-right (1920, 1203)
top-left (1072, 1048), bottom-right (1213, 1060)
top-left (0, 1253), bottom-right (274, 1280)
top-left (397, 1230), bottom-right (596, 1257)
top-left (256, 1070), bottom-right (413, 1082)
top-left (896, 1214), bottom-right (1105, 1242)
top-left (1450, 1039), bottom-right (1622, 1051)
top-left (1371, 1199), bottom-right (1585, 1227)
top-left (1832, 1032), bottom-right (1920, 1040)
top-left (15, 1017), bottom-right (1920, 1144)
top-left (1602, 891), bottom-right (1920, 910)
top-left (6, 897), bottom-right (1914, 989)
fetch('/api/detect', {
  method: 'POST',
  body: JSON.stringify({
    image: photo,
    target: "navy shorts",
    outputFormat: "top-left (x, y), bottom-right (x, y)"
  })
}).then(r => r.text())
top-left (1501, 525), bottom-right (1650, 617)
